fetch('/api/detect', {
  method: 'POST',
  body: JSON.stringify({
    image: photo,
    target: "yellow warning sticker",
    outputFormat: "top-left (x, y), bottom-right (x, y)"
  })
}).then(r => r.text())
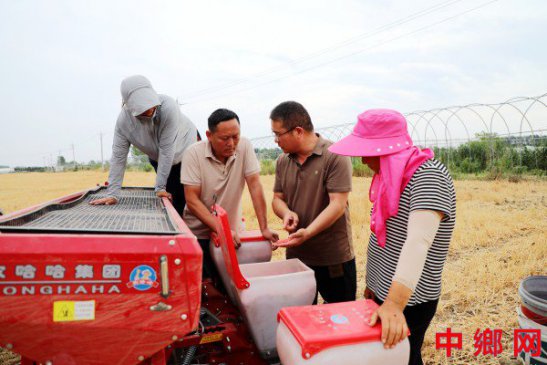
top-left (53, 300), bottom-right (95, 322)
top-left (199, 333), bottom-right (223, 344)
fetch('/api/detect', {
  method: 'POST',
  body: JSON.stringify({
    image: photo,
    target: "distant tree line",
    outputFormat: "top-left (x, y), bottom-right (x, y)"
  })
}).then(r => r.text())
top-left (432, 133), bottom-right (546, 177)
top-left (13, 166), bottom-right (47, 172)
top-left (256, 133), bottom-right (547, 179)
top-left (128, 146), bottom-right (154, 172)
top-left (9, 134), bottom-right (545, 180)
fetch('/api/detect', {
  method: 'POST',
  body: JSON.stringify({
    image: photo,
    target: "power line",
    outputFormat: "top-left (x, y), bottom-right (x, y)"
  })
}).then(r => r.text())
top-left (100, 132), bottom-right (105, 170)
top-left (185, 0), bottom-right (499, 105)
top-left (181, 0), bottom-right (467, 102)
top-left (13, 130), bottom-right (111, 161)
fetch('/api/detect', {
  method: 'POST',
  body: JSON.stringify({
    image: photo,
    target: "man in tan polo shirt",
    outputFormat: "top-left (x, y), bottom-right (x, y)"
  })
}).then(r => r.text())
top-left (271, 101), bottom-right (356, 304)
top-left (181, 108), bottom-right (278, 279)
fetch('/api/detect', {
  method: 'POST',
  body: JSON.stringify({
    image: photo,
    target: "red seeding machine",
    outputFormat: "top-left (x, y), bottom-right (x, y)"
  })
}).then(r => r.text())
top-left (0, 187), bottom-right (409, 365)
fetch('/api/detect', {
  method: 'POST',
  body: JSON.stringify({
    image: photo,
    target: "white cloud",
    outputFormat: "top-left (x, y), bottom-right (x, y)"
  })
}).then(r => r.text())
top-left (0, 0), bottom-right (546, 166)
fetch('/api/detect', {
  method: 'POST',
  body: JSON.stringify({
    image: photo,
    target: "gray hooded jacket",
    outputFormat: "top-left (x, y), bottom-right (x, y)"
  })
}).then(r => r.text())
top-left (106, 75), bottom-right (197, 198)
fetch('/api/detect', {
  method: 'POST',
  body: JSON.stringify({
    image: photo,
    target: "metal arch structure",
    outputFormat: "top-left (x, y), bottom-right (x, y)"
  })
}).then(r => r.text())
top-left (412, 108), bottom-right (468, 168)
top-left (518, 93), bottom-right (547, 137)
top-left (250, 93), bottom-right (547, 172)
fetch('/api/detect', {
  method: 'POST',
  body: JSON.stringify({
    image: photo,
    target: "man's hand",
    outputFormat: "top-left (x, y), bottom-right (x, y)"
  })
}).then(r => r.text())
top-left (261, 228), bottom-right (279, 244)
top-left (156, 191), bottom-right (173, 201)
top-left (273, 228), bottom-right (309, 248)
top-left (210, 231), bottom-right (219, 246)
top-left (283, 211), bottom-right (299, 232)
top-left (231, 230), bottom-right (241, 249)
top-left (89, 197), bottom-right (118, 206)
top-left (369, 298), bottom-right (409, 349)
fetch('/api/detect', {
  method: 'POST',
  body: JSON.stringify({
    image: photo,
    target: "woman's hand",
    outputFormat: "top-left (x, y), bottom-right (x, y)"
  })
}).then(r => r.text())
top-left (156, 191), bottom-right (173, 201)
top-left (89, 197), bottom-right (118, 205)
top-left (369, 298), bottom-right (409, 349)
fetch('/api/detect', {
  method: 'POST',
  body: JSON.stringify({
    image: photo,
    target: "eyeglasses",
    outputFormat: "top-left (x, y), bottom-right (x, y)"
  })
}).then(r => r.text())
top-left (272, 127), bottom-right (295, 139)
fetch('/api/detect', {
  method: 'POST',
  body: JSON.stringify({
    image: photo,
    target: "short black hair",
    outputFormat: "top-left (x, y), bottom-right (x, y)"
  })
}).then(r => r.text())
top-left (270, 101), bottom-right (314, 132)
top-left (208, 108), bottom-right (240, 132)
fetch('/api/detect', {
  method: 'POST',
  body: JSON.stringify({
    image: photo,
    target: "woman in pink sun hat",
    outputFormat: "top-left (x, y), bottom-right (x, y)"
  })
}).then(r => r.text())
top-left (329, 109), bottom-right (456, 365)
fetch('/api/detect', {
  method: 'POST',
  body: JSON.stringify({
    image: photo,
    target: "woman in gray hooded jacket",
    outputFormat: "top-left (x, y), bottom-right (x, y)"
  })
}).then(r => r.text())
top-left (90, 75), bottom-right (198, 215)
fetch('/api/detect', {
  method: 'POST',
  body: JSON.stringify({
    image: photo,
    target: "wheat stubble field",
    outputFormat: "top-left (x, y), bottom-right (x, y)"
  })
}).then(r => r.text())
top-left (0, 171), bottom-right (546, 365)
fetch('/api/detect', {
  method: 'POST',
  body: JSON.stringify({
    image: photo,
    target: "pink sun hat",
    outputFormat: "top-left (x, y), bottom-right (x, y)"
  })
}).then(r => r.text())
top-left (328, 109), bottom-right (414, 157)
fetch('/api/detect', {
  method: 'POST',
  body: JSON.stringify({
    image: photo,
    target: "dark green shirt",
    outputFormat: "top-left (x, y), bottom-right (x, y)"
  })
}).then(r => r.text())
top-left (274, 135), bottom-right (354, 266)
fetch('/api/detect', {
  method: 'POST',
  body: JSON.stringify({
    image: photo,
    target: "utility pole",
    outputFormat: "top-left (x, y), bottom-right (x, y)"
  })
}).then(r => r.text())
top-left (71, 143), bottom-right (75, 169)
top-left (99, 132), bottom-right (104, 170)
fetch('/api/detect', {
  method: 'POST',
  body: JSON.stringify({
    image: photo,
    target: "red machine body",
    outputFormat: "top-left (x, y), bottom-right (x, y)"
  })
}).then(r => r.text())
top-left (0, 235), bottom-right (204, 364)
top-left (0, 188), bottom-right (211, 364)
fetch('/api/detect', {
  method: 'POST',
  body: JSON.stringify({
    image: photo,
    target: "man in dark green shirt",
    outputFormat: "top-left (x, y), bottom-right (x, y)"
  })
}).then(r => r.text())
top-left (271, 101), bottom-right (356, 304)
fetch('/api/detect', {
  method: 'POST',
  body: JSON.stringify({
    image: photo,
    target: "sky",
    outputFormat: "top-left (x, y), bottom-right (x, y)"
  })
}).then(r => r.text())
top-left (0, 0), bottom-right (546, 167)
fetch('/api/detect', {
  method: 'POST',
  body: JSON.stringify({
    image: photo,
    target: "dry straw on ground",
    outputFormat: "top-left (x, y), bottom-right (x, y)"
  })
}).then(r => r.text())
top-left (1, 171), bottom-right (546, 365)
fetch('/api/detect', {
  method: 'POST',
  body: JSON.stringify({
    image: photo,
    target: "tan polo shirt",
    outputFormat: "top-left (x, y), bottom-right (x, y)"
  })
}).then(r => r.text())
top-left (181, 137), bottom-right (261, 239)
top-left (274, 135), bottom-right (354, 266)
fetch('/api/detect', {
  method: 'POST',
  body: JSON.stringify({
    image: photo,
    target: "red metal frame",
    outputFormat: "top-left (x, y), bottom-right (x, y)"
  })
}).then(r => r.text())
top-left (211, 205), bottom-right (250, 290)
top-left (0, 188), bottom-right (91, 223)
top-left (176, 279), bottom-right (268, 365)
top-left (239, 230), bottom-right (267, 242)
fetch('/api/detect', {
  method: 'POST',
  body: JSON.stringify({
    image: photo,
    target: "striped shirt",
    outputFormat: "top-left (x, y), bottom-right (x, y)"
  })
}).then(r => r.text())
top-left (366, 159), bottom-right (456, 306)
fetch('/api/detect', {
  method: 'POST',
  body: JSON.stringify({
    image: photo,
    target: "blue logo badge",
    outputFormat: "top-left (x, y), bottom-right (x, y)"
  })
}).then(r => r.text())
top-left (330, 314), bottom-right (349, 325)
top-left (127, 265), bottom-right (159, 291)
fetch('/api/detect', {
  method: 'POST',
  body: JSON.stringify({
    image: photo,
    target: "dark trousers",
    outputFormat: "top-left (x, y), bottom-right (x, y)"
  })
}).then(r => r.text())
top-left (374, 297), bottom-right (439, 365)
top-left (197, 239), bottom-right (221, 281)
top-left (308, 258), bottom-right (357, 304)
top-left (149, 160), bottom-right (186, 217)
